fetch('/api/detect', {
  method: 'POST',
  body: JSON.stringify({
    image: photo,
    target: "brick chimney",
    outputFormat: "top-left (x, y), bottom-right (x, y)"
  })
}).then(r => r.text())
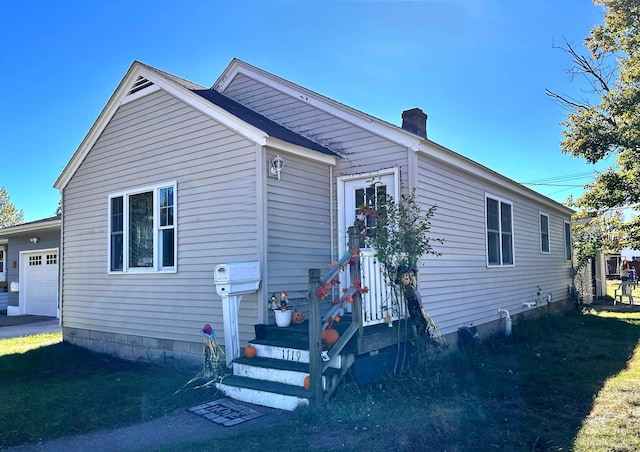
top-left (401, 108), bottom-right (427, 138)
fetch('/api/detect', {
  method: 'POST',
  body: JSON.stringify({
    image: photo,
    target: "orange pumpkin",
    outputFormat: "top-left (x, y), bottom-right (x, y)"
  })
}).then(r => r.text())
top-left (321, 328), bottom-right (340, 347)
top-left (244, 344), bottom-right (257, 358)
top-left (291, 310), bottom-right (305, 324)
top-left (303, 375), bottom-right (311, 390)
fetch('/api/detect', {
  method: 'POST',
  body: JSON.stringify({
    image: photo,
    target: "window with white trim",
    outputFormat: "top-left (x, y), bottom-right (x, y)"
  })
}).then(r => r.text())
top-left (486, 195), bottom-right (514, 266)
top-left (564, 221), bottom-right (572, 261)
top-left (109, 182), bottom-right (176, 273)
top-left (540, 213), bottom-right (550, 253)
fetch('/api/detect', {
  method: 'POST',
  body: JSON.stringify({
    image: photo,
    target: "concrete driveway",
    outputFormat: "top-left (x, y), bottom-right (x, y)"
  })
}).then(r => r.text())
top-left (0, 314), bottom-right (61, 339)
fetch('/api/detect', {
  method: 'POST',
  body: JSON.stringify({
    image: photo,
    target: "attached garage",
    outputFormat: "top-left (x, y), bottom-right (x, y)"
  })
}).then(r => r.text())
top-left (0, 216), bottom-right (61, 318)
top-left (21, 249), bottom-right (59, 317)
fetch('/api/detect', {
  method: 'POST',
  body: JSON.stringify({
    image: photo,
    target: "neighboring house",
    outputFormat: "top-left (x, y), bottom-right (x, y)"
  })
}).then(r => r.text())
top-left (0, 216), bottom-right (61, 317)
top-left (54, 58), bottom-right (576, 375)
top-left (602, 249), bottom-right (640, 281)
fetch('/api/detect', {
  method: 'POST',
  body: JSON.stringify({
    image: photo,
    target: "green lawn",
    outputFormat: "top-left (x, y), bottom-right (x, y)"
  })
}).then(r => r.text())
top-left (605, 277), bottom-right (640, 303)
top-left (2, 304), bottom-right (640, 451)
top-left (0, 335), bottom-right (214, 448)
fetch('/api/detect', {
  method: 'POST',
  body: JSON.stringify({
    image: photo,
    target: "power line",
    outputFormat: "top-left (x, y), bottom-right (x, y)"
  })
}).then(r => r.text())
top-left (520, 171), bottom-right (596, 185)
top-left (522, 183), bottom-right (585, 187)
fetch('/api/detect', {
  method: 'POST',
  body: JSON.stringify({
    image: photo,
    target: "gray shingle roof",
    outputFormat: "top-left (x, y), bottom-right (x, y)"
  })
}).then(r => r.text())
top-left (191, 89), bottom-right (338, 157)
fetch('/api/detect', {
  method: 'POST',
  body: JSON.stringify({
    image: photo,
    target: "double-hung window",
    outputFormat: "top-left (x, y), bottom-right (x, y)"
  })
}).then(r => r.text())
top-left (109, 182), bottom-right (177, 273)
top-left (540, 213), bottom-right (550, 253)
top-left (486, 195), bottom-right (514, 266)
top-left (564, 221), bottom-right (572, 261)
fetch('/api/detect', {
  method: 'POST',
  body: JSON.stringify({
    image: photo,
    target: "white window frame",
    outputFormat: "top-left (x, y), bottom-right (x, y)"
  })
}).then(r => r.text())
top-left (564, 221), bottom-right (572, 262)
top-left (108, 181), bottom-right (177, 274)
top-left (540, 212), bottom-right (550, 254)
top-left (0, 246), bottom-right (5, 279)
top-left (485, 194), bottom-right (515, 267)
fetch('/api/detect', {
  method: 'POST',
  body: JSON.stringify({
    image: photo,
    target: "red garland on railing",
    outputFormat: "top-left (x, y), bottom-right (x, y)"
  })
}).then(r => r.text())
top-left (315, 253), bottom-right (369, 328)
top-left (316, 276), bottom-right (340, 301)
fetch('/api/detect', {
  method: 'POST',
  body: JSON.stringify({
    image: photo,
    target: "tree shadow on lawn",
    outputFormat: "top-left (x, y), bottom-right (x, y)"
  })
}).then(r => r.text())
top-left (489, 308), bottom-right (640, 450)
top-left (0, 342), bottom-right (213, 448)
top-left (327, 309), bottom-right (640, 451)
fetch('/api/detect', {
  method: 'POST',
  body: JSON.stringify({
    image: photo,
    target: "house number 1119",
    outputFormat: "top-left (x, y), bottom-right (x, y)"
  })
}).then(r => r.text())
top-left (283, 349), bottom-right (302, 361)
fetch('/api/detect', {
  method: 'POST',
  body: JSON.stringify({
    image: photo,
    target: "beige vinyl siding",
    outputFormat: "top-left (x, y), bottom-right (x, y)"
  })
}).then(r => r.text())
top-left (265, 151), bottom-right (332, 313)
top-left (62, 89), bottom-right (260, 346)
top-left (222, 73), bottom-right (409, 188)
top-left (416, 153), bottom-right (573, 335)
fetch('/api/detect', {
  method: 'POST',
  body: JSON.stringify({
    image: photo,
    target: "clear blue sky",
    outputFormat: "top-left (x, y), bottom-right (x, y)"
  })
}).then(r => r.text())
top-left (1, 0), bottom-right (609, 222)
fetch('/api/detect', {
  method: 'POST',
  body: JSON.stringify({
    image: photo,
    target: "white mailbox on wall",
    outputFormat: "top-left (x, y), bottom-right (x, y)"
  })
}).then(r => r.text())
top-left (213, 261), bottom-right (261, 365)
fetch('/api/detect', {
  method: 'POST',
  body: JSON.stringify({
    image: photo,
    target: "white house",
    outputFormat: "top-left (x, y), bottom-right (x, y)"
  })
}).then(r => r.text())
top-left (53, 59), bottom-right (576, 407)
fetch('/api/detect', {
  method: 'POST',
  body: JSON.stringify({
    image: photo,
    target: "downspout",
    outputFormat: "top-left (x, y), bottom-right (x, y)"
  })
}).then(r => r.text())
top-left (330, 165), bottom-right (335, 264)
top-left (58, 191), bottom-right (63, 328)
top-left (497, 308), bottom-right (512, 336)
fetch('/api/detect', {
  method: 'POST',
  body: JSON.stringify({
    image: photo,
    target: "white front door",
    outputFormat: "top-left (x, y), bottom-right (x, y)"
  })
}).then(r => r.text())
top-left (22, 250), bottom-right (58, 317)
top-left (338, 170), bottom-right (398, 324)
top-left (339, 171), bottom-right (397, 255)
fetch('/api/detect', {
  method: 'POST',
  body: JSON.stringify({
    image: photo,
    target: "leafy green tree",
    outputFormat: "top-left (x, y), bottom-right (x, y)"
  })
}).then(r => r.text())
top-left (548, 0), bottom-right (640, 251)
top-left (0, 187), bottom-right (23, 228)
top-left (572, 210), bottom-right (625, 271)
top-left (366, 188), bottom-right (443, 339)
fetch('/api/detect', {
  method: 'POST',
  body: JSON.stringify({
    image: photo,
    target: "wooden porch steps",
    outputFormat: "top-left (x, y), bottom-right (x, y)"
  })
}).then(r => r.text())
top-left (216, 321), bottom-right (354, 411)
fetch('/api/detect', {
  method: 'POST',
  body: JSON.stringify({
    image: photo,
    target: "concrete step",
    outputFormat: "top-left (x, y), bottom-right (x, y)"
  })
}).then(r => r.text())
top-left (216, 375), bottom-right (312, 411)
top-left (219, 320), bottom-right (357, 411)
top-left (233, 356), bottom-right (309, 386)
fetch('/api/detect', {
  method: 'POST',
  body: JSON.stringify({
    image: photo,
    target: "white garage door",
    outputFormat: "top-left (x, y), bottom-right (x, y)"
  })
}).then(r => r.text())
top-left (23, 250), bottom-right (58, 317)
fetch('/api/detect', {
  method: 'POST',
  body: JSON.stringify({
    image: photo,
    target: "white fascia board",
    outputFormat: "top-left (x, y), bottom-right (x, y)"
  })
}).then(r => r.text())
top-left (56, 61), bottom-right (331, 190)
top-left (215, 60), bottom-right (425, 150)
top-left (144, 71), bottom-right (269, 146)
top-left (54, 62), bottom-right (269, 191)
top-left (216, 60), bottom-right (573, 216)
top-left (0, 219), bottom-right (61, 237)
top-left (54, 62), bottom-right (147, 190)
top-left (418, 140), bottom-right (575, 216)
top-left (265, 137), bottom-right (337, 165)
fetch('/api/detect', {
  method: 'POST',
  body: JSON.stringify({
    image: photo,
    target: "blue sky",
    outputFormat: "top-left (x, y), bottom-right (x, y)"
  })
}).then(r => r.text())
top-left (1, 0), bottom-right (608, 222)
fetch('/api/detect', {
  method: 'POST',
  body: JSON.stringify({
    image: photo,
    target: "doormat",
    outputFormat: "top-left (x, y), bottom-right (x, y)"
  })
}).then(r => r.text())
top-left (188, 398), bottom-right (264, 427)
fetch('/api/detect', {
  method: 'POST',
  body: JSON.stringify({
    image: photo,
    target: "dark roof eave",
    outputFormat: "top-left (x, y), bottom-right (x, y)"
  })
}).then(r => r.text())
top-left (0, 215), bottom-right (61, 236)
top-left (191, 89), bottom-right (338, 157)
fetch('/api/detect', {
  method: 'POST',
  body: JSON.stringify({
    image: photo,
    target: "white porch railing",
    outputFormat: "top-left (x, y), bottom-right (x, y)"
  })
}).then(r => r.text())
top-left (359, 249), bottom-right (405, 326)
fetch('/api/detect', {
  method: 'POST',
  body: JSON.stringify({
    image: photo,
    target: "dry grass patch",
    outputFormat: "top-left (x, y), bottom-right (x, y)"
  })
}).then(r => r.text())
top-left (0, 331), bottom-right (62, 356)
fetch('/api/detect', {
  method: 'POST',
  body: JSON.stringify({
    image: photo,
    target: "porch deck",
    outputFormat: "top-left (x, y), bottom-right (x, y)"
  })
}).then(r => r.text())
top-left (254, 315), bottom-right (413, 356)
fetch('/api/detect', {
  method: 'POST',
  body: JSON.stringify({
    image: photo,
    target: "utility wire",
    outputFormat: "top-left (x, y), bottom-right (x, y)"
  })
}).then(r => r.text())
top-left (520, 171), bottom-right (596, 185)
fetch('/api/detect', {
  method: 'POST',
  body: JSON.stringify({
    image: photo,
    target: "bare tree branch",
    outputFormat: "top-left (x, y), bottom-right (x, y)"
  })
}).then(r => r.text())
top-left (545, 88), bottom-right (589, 111)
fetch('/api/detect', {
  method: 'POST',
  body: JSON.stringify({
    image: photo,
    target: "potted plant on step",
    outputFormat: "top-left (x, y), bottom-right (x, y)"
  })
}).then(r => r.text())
top-left (270, 290), bottom-right (292, 327)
